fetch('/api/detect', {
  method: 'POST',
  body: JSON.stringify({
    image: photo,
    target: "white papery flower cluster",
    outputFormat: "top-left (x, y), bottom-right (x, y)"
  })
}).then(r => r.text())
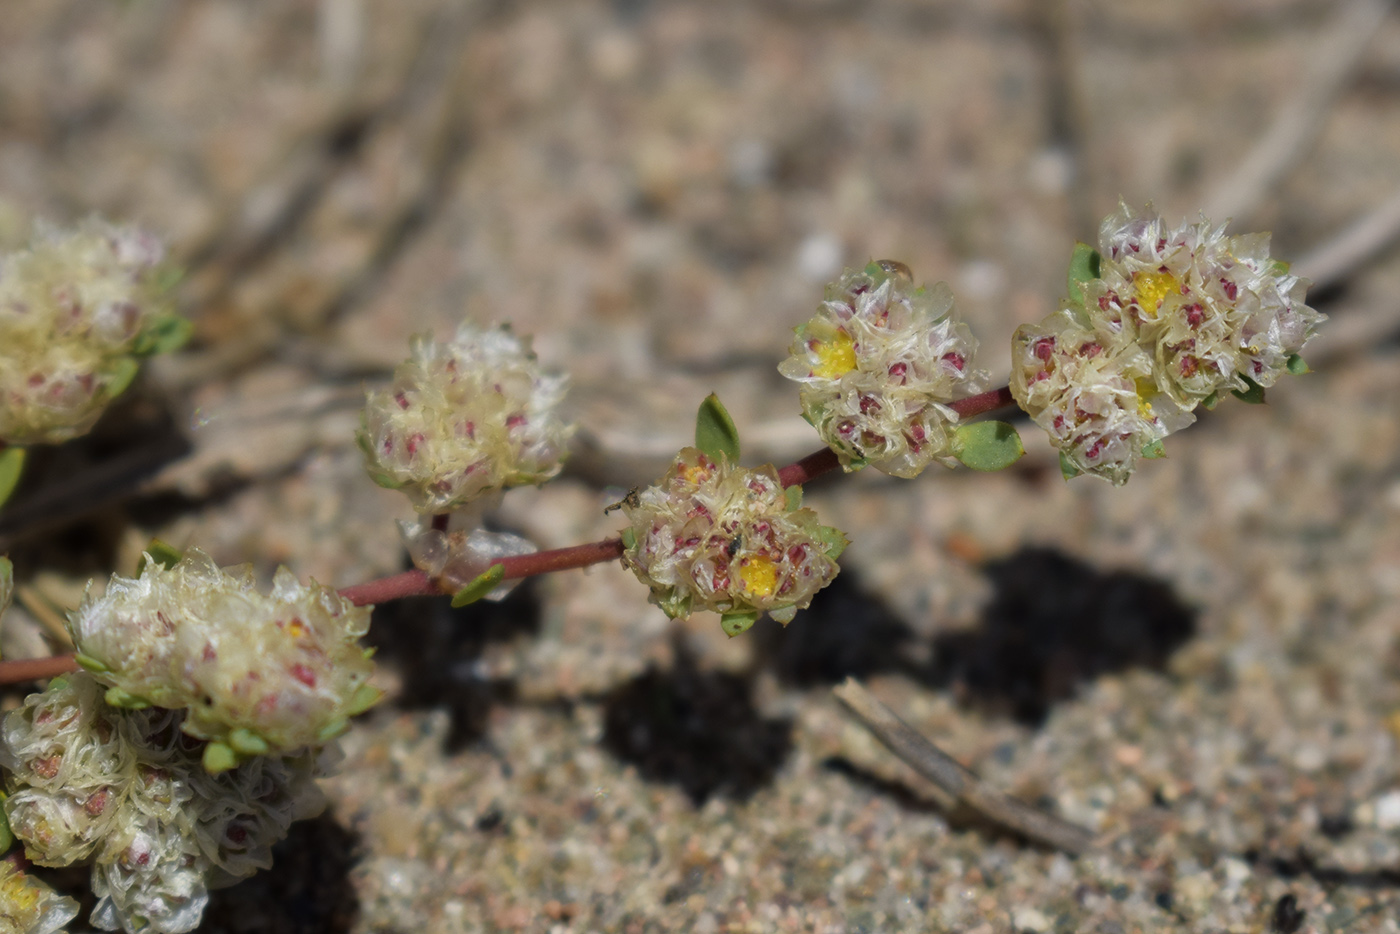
top-left (359, 321), bottom-right (573, 514)
top-left (0, 219), bottom-right (179, 446)
top-left (619, 448), bottom-right (845, 632)
top-left (779, 261), bottom-right (988, 477)
top-left (0, 858), bottom-right (78, 934)
top-left (66, 550), bottom-right (379, 766)
top-left (1012, 204), bottom-right (1323, 484)
top-left (1, 673), bottom-right (329, 934)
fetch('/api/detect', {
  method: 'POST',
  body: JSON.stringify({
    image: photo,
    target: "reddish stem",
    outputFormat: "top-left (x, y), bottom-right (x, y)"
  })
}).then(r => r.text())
top-left (0, 654), bottom-right (78, 683)
top-left (0, 386), bottom-right (1020, 686)
top-left (337, 569), bottom-right (442, 606)
top-left (498, 538), bottom-right (625, 579)
top-left (948, 385), bottom-right (1016, 419)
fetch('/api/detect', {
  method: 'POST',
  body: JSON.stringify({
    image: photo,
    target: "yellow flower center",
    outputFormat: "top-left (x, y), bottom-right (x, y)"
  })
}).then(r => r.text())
top-left (1132, 270), bottom-right (1178, 318)
top-left (737, 555), bottom-right (779, 597)
top-left (812, 330), bottom-right (856, 379)
top-left (1134, 378), bottom-right (1157, 417)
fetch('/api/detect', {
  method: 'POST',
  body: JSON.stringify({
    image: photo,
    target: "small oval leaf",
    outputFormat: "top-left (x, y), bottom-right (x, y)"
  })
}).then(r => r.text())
top-left (1230, 375), bottom-right (1266, 405)
top-left (720, 610), bottom-right (760, 638)
top-left (0, 447), bottom-right (26, 510)
top-left (952, 421), bottom-right (1025, 472)
top-left (1066, 242), bottom-right (1102, 305)
top-left (1059, 451), bottom-right (1083, 480)
top-left (1285, 353), bottom-right (1311, 376)
top-left (136, 540), bottom-right (183, 576)
top-left (695, 393), bottom-right (741, 463)
top-left (1141, 438), bottom-right (1166, 460)
top-left (451, 563), bottom-right (506, 607)
top-left (202, 741), bottom-right (239, 774)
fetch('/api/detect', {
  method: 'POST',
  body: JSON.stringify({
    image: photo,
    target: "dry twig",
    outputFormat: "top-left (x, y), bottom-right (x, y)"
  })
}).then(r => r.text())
top-left (1205, 0), bottom-right (1393, 222)
top-left (833, 677), bottom-right (1095, 855)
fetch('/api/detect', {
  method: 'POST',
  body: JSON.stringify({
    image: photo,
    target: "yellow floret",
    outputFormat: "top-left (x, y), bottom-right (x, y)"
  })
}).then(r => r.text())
top-left (1132, 271), bottom-right (1177, 317)
top-left (812, 330), bottom-right (857, 379)
top-left (737, 555), bottom-right (779, 598)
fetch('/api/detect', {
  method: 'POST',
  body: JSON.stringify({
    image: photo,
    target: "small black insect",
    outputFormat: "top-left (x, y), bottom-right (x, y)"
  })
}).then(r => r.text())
top-left (603, 488), bottom-right (640, 515)
top-left (1271, 894), bottom-right (1304, 934)
top-left (726, 535), bottom-right (742, 558)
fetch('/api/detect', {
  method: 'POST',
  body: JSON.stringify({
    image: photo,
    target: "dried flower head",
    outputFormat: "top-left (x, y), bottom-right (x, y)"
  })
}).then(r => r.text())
top-left (359, 322), bottom-right (573, 514)
top-left (619, 448), bottom-right (845, 633)
top-left (66, 550), bottom-right (379, 762)
top-left (0, 859), bottom-right (79, 934)
top-left (0, 219), bottom-right (184, 446)
top-left (1, 673), bottom-right (328, 934)
top-left (779, 261), bottom-right (988, 477)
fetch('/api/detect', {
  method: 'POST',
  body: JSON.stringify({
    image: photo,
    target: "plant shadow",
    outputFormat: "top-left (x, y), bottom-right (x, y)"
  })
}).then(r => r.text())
top-left (365, 575), bottom-right (542, 752)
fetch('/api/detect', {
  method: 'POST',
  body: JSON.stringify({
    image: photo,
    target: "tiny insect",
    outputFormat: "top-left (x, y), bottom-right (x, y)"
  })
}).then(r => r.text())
top-left (603, 488), bottom-right (640, 515)
top-left (875, 259), bottom-right (913, 281)
top-left (726, 534), bottom-right (742, 558)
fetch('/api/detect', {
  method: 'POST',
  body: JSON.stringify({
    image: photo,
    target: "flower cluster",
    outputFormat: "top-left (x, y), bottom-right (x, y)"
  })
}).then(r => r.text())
top-left (359, 321), bottom-right (574, 514)
top-left (619, 448), bottom-right (845, 633)
top-left (0, 858), bottom-right (79, 934)
top-left (66, 550), bottom-right (379, 765)
top-left (0, 219), bottom-right (183, 446)
top-left (779, 261), bottom-right (988, 477)
top-left (1, 673), bottom-right (329, 934)
top-left (1012, 203), bottom-right (1323, 483)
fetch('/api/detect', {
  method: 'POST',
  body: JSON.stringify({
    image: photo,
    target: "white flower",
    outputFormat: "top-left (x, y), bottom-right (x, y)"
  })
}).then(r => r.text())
top-left (1, 673), bottom-right (329, 934)
top-left (359, 321), bottom-right (573, 513)
top-left (619, 448), bottom-right (845, 632)
top-left (66, 550), bottom-right (379, 759)
top-left (0, 859), bottom-right (79, 934)
top-left (1093, 203), bottom-right (1323, 405)
top-left (0, 219), bottom-right (179, 446)
top-left (779, 261), bottom-right (988, 477)
top-left (1011, 307), bottom-right (1185, 486)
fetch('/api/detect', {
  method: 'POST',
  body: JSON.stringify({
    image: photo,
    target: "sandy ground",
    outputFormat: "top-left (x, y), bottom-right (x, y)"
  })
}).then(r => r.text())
top-left (3, 1), bottom-right (1400, 931)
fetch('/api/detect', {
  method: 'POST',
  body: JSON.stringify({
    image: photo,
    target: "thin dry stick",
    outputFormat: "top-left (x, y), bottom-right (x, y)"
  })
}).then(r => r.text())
top-left (1205, 0), bottom-right (1394, 222)
top-left (1292, 185), bottom-right (1400, 291)
top-left (833, 677), bottom-right (1095, 855)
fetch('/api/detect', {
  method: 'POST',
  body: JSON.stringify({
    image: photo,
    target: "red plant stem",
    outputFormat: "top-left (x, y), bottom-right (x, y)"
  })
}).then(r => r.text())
top-left (0, 386), bottom-right (1020, 686)
top-left (0, 653), bottom-right (78, 683)
top-left (777, 447), bottom-right (841, 487)
top-left (949, 384), bottom-right (1015, 419)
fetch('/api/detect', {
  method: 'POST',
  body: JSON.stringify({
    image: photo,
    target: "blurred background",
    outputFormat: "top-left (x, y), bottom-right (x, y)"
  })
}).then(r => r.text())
top-left (3, 1), bottom-right (1400, 931)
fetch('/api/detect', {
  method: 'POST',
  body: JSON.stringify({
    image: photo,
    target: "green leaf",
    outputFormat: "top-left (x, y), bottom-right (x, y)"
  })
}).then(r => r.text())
top-left (104, 687), bottom-right (151, 710)
top-left (655, 588), bottom-right (692, 620)
top-left (105, 357), bottom-right (141, 401)
top-left (1066, 242), bottom-right (1102, 306)
top-left (202, 741), bottom-right (239, 774)
top-left (0, 447), bottom-right (26, 510)
top-left (1270, 259), bottom-right (1291, 276)
top-left (1286, 353), bottom-right (1311, 376)
top-left (815, 525), bottom-right (848, 561)
top-left (135, 540), bottom-right (183, 576)
top-left (1231, 375), bottom-right (1266, 405)
top-left (451, 564), bottom-right (505, 607)
top-left (619, 527), bottom-right (637, 551)
top-left (227, 728), bottom-right (269, 757)
top-left (74, 652), bottom-right (111, 674)
top-left (720, 610), bottom-right (760, 638)
top-left (346, 683), bottom-right (384, 716)
top-left (132, 314), bottom-right (192, 357)
top-left (316, 717), bottom-right (349, 742)
top-left (1200, 390), bottom-right (1221, 411)
top-left (0, 555), bottom-right (11, 601)
top-left (951, 421), bottom-right (1025, 472)
top-left (1059, 451), bottom-right (1083, 480)
top-left (695, 393), bottom-right (741, 463)
top-left (1141, 438), bottom-right (1167, 460)
top-left (784, 485), bottom-right (803, 511)
top-left (0, 793), bottom-right (13, 854)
